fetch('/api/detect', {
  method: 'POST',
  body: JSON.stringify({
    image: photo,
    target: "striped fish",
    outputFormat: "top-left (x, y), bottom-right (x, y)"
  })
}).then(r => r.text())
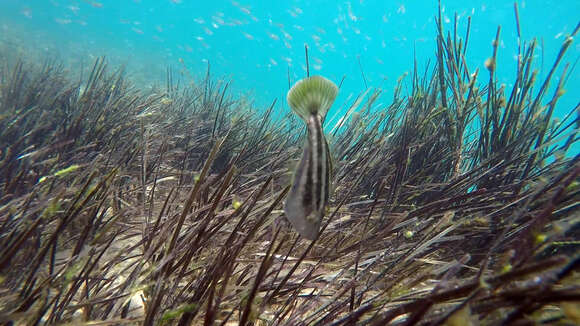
top-left (284, 76), bottom-right (338, 240)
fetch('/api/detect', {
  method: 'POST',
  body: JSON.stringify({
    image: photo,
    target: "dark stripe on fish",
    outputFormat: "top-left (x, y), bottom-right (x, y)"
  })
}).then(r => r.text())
top-left (305, 114), bottom-right (328, 218)
top-left (308, 114), bottom-right (324, 213)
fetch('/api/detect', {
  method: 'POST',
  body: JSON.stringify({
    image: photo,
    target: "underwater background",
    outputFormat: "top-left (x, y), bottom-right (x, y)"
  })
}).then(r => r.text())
top-left (1, 1), bottom-right (580, 325)
top-left (1, 1), bottom-right (578, 122)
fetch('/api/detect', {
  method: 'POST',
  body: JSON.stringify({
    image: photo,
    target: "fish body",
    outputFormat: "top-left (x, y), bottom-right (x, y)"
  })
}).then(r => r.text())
top-left (284, 76), bottom-right (338, 240)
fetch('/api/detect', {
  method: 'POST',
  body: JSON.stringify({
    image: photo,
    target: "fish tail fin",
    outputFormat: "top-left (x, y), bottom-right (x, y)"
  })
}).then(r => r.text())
top-left (287, 76), bottom-right (338, 122)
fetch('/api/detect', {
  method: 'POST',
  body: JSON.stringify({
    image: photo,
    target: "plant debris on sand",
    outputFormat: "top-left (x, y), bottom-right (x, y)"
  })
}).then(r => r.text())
top-left (1, 3), bottom-right (579, 326)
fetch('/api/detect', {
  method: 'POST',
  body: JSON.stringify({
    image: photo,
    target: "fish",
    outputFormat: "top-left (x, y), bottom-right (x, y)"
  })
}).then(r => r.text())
top-left (284, 76), bottom-right (338, 240)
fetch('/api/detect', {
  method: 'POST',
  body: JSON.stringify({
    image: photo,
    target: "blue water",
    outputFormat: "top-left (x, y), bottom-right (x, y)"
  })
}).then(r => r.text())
top-left (1, 1), bottom-right (578, 137)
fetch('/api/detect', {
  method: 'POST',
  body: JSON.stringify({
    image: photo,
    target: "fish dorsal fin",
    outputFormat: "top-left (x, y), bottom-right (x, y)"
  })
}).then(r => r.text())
top-left (287, 76), bottom-right (338, 122)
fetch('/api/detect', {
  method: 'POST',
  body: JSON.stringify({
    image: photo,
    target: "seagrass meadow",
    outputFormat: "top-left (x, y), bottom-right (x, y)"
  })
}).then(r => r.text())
top-left (0, 5), bottom-right (579, 326)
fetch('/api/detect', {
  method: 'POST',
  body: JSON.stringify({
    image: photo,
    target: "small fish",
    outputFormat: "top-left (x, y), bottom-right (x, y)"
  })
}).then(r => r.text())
top-left (203, 26), bottom-right (213, 35)
top-left (56, 18), bottom-right (72, 25)
top-left (68, 5), bottom-right (80, 14)
top-left (284, 76), bottom-right (338, 240)
top-left (85, 0), bottom-right (103, 8)
top-left (281, 30), bottom-right (292, 40)
top-left (397, 4), bottom-right (406, 15)
top-left (266, 31), bottom-right (279, 40)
